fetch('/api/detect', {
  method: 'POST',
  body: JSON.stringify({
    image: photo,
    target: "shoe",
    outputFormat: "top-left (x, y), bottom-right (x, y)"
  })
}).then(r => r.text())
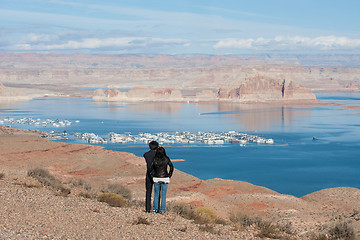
top-left (145, 210), bottom-right (151, 213)
top-left (152, 210), bottom-right (158, 213)
top-left (159, 211), bottom-right (165, 214)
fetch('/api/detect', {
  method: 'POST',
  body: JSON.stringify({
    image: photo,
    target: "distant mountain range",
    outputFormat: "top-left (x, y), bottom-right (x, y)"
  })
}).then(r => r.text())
top-left (1, 53), bottom-right (360, 68)
top-left (0, 53), bottom-right (359, 102)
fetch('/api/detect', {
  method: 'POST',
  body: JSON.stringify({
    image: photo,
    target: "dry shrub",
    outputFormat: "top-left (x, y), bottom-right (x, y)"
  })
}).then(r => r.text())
top-left (328, 221), bottom-right (355, 240)
top-left (215, 217), bottom-right (229, 225)
top-left (0, 172), bottom-right (5, 180)
top-left (168, 202), bottom-right (195, 220)
top-left (78, 191), bottom-right (92, 198)
top-left (169, 203), bottom-right (220, 225)
top-left (21, 181), bottom-right (42, 188)
top-left (68, 179), bottom-right (92, 191)
top-left (132, 216), bottom-right (150, 225)
top-left (102, 183), bottom-right (132, 201)
top-left (193, 207), bottom-right (217, 224)
top-left (97, 192), bottom-right (127, 207)
top-left (256, 220), bottom-right (281, 239)
top-left (199, 224), bottom-right (220, 235)
top-left (129, 199), bottom-right (145, 208)
top-left (230, 212), bottom-right (294, 239)
top-left (278, 222), bottom-right (293, 235)
top-left (229, 212), bottom-right (260, 227)
top-left (28, 168), bottom-right (70, 196)
top-left (28, 168), bottom-right (57, 187)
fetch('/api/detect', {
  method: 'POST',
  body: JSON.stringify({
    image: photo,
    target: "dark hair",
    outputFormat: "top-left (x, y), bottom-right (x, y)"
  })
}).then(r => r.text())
top-left (154, 146), bottom-right (167, 159)
top-left (148, 141), bottom-right (159, 150)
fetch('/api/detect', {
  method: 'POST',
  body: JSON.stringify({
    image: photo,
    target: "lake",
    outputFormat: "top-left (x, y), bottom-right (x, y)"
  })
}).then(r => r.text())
top-left (1, 92), bottom-right (359, 197)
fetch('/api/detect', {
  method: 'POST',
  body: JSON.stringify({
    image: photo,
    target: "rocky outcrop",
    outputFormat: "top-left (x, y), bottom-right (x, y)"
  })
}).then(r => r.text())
top-left (217, 76), bottom-right (316, 102)
top-left (0, 82), bottom-right (53, 101)
top-left (94, 76), bottom-right (316, 103)
top-left (93, 87), bottom-right (183, 101)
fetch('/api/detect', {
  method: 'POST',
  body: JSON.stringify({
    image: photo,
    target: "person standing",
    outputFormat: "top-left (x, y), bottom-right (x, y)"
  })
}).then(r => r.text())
top-left (143, 140), bottom-right (159, 213)
top-left (150, 146), bottom-right (174, 214)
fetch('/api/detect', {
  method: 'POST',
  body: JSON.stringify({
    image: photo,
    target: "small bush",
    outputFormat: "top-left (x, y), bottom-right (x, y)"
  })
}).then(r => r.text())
top-left (28, 168), bottom-right (70, 196)
top-left (97, 192), bottom-right (127, 207)
top-left (132, 216), bottom-right (150, 225)
top-left (129, 199), bottom-right (145, 208)
top-left (328, 221), bottom-right (355, 240)
top-left (22, 181), bottom-right (42, 188)
top-left (58, 186), bottom-right (71, 195)
top-left (168, 202), bottom-right (195, 220)
top-left (278, 222), bottom-right (293, 235)
top-left (0, 172), bottom-right (5, 180)
top-left (102, 183), bottom-right (132, 201)
top-left (256, 220), bottom-right (281, 239)
top-left (215, 217), bottom-right (229, 225)
top-left (229, 212), bottom-right (260, 227)
top-left (193, 207), bottom-right (217, 224)
top-left (169, 203), bottom-right (220, 225)
top-left (78, 191), bottom-right (92, 198)
top-left (28, 168), bottom-right (58, 188)
top-left (68, 179), bottom-right (92, 191)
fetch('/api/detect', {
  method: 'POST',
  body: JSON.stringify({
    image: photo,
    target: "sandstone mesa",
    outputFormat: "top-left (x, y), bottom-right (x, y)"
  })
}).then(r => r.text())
top-left (93, 76), bottom-right (316, 103)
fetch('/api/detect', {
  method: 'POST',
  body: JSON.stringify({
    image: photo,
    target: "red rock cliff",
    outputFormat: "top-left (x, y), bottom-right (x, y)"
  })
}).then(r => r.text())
top-left (218, 76), bottom-right (316, 102)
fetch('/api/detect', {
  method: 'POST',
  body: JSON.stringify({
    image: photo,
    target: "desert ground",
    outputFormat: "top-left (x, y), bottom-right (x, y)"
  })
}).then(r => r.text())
top-left (0, 126), bottom-right (359, 239)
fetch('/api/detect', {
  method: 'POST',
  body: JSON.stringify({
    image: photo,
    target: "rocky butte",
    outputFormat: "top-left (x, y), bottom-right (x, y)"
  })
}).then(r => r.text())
top-left (93, 75), bottom-right (316, 103)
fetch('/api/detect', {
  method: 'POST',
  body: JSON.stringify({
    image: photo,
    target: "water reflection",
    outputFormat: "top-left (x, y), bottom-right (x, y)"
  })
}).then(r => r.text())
top-left (0, 100), bottom-right (28, 110)
top-left (128, 102), bottom-right (183, 114)
top-left (198, 102), bottom-right (313, 131)
top-left (92, 101), bottom-right (127, 112)
top-left (90, 100), bottom-right (313, 131)
top-left (93, 101), bottom-right (184, 115)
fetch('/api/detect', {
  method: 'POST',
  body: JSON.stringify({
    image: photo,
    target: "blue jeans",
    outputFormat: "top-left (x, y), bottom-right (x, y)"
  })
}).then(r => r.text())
top-left (153, 182), bottom-right (168, 212)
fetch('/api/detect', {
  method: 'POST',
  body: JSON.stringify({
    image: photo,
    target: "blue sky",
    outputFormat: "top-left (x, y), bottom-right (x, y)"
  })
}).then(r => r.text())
top-left (0, 0), bottom-right (359, 54)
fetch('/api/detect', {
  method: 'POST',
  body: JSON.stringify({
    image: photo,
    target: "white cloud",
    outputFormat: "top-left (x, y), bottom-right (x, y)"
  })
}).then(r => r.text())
top-left (7, 37), bottom-right (189, 51)
top-left (213, 36), bottom-right (360, 51)
top-left (21, 33), bottom-right (57, 43)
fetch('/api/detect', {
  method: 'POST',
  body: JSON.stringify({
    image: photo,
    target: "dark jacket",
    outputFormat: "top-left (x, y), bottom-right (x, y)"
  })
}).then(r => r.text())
top-left (143, 149), bottom-right (157, 178)
top-left (150, 157), bottom-right (174, 178)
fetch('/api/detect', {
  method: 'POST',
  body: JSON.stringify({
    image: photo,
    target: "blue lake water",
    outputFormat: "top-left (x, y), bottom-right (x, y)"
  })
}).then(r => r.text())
top-left (1, 92), bottom-right (359, 197)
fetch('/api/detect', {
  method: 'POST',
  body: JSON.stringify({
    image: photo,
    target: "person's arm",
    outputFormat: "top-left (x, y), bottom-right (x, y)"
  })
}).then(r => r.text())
top-left (168, 158), bottom-right (174, 178)
top-left (149, 161), bottom-right (154, 178)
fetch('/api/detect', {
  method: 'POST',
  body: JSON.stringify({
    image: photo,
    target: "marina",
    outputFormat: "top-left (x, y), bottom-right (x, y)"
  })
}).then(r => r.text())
top-left (74, 130), bottom-right (274, 146)
top-left (0, 117), bottom-right (274, 147)
top-left (0, 117), bottom-right (76, 128)
top-left (106, 131), bottom-right (274, 146)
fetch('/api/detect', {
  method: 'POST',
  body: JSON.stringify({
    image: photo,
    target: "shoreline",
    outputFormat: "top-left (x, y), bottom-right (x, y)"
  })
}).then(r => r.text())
top-left (1, 126), bottom-right (360, 238)
top-left (0, 125), bottom-right (358, 198)
top-left (0, 94), bottom-right (358, 198)
top-left (1, 126), bottom-right (360, 236)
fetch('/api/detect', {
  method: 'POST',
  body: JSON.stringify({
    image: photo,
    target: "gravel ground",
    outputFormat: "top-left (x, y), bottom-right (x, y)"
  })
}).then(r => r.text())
top-left (0, 177), bottom-right (257, 240)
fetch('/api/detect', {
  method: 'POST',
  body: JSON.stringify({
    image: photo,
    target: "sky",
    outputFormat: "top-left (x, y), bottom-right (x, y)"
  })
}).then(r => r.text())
top-left (0, 0), bottom-right (360, 55)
